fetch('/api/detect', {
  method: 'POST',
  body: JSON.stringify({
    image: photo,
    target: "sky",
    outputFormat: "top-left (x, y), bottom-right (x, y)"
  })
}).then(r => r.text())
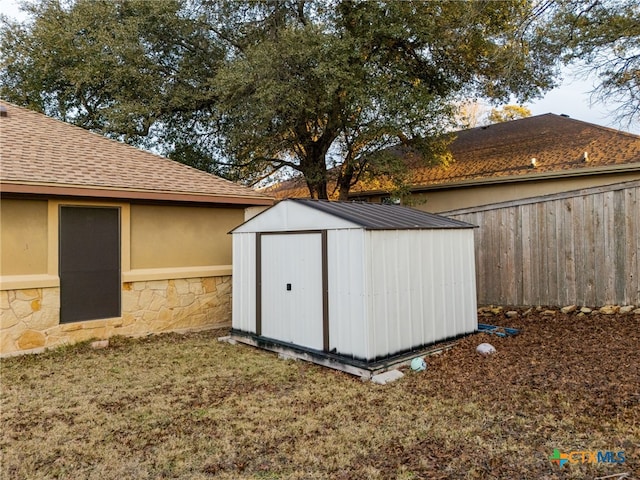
top-left (1, 0), bottom-right (638, 134)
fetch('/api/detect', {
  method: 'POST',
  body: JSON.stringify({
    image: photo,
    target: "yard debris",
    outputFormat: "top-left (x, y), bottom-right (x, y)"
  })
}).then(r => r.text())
top-left (476, 343), bottom-right (496, 355)
top-left (217, 335), bottom-right (236, 344)
top-left (477, 324), bottom-right (520, 337)
top-left (410, 357), bottom-right (427, 372)
top-left (90, 340), bottom-right (109, 349)
top-left (505, 310), bottom-right (519, 318)
top-left (371, 369), bottom-right (404, 384)
top-left (541, 309), bottom-right (557, 316)
top-left (594, 473), bottom-right (633, 480)
top-left (580, 306), bottom-right (593, 314)
top-left (560, 304), bottom-right (577, 314)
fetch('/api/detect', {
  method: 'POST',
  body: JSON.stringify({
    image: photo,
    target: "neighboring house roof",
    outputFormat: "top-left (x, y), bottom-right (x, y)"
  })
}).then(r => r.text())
top-left (0, 101), bottom-right (272, 206)
top-left (266, 113), bottom-right (640, 199)
top-left (293, 199), bottom-right (474, 229)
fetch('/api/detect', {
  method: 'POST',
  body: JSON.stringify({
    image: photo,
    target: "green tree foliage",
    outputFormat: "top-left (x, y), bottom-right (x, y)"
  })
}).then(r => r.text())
top-left (1, 0), bottom-right (561, 198)
top-left (487, 105), bottom-right (532, 124)
top-left (0, 0), bottom-right (222, 170)
top-left (550, 0), bottom-right (640, 127)
top-left (209, 1), bottom-right (561, 198)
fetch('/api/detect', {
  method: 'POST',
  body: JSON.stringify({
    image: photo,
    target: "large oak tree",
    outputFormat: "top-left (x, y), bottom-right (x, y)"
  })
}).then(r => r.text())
top-left (2, 0), bottom-right (564, 199)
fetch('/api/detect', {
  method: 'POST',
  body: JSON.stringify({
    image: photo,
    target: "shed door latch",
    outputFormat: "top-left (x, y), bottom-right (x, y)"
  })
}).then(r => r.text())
top-left (286, 283), bottom-right (292, 291)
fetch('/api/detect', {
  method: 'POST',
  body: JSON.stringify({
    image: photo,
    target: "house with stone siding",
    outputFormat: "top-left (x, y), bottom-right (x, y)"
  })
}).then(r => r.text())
top-left (0, 100), bottom-right (273, 356)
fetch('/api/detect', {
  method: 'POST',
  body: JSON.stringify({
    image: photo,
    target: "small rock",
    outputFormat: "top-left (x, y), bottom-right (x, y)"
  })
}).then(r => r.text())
top-left (599, 305), bottom-right (619, 315)
top-left (561, 305), bottom-right (577, 314)
top-left (476, 343), bottom-right (496, 355)
top-left (633, 308), bottom-right (640, 315)
top-left (91, 340), bottom-right (109, 349)
top-left (580, 307), bottom-right (592, 314)
top-left (619, 305), bottom-right (635, 315)
top-left (506, 311), bottom-right (519, 318)
top-left (371, 370), bottom-right (404, 385)
top-left (576, 312), bottom-right (585, 318)
top-left (541, 309), bottom-right (556, 316)
top-left (522, 308), bottom-right (533, 317)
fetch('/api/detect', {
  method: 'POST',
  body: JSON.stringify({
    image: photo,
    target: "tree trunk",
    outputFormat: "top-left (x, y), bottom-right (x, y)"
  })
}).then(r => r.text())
top-left (300, 142), bottom-right (330, 199)
top-left (337, 161), bottom-right (355, 201)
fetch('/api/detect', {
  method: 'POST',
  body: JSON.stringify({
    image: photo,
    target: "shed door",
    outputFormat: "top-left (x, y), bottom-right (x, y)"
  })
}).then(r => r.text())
top-left (59, 206), bottom-right (121, 323)
top-left (261, 233), bottom-right (324, 350)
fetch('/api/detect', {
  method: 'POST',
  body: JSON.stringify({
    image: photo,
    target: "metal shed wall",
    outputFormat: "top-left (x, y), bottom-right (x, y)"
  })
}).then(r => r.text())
top-left (232, 232), bottom-right (256, 333)
top-left (364, 229), bottom-right (477, 360)
top-left (326, 228), bottom-right (369, 359)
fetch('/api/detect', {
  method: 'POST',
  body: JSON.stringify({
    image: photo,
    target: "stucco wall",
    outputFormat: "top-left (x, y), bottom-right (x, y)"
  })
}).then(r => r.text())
top-left (0, 198), bottom-right (245, 355)
top-left (130, 204), bottom-right (243, 269)
top-left (364, 172), bottom-right (640, 213)
top-left (0, 199), bottom-right (48, 276)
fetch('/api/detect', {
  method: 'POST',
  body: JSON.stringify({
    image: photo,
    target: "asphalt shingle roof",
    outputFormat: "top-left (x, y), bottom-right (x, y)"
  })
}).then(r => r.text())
top-left (0, 101), bottom-right (272, 205)
top-left (266, 114), bottom-right (640, 199)
top-left (294, 199), bottom-right (474, 229)
top-left (387, 113), bottom-right (640, 188)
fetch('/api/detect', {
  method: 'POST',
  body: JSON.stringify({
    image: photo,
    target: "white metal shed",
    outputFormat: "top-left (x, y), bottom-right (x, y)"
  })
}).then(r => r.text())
top-left (231, 199), bottom-right (477, 374)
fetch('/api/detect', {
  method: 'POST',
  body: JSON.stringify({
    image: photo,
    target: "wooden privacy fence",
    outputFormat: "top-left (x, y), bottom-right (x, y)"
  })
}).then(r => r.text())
top-left (442, 180), bottom-right (640, 307)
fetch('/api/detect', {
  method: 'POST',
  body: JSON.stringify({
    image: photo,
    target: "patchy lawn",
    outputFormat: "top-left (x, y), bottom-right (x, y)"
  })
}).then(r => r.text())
top-left (1, 311), bottom-right (638, 479)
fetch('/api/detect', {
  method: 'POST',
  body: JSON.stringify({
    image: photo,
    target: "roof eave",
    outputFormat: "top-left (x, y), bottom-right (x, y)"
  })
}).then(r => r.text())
top-left (350, 162), bottom-right (640, 197)
top-left (0, 182), bottom-right (274, 206)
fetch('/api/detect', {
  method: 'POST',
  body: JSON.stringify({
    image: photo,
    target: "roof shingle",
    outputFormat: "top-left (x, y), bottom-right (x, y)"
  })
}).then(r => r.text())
top-left (0, 101), bottom-right (272, 205)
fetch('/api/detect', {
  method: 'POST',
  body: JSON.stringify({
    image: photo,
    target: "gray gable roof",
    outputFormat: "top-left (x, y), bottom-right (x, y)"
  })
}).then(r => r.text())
top-left (293, 199), bottom-right (475, 229)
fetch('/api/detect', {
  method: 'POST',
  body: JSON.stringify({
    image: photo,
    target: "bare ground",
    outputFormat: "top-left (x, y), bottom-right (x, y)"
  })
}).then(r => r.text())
top-left (1, 310), bottom-right (638, 479)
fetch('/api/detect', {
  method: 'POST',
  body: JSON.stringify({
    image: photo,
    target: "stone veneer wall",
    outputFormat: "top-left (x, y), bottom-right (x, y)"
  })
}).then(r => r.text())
top-left (0, 276), bottom-right (231, 356)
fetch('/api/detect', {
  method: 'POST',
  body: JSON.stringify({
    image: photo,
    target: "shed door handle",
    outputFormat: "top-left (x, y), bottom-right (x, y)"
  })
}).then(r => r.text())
top-left (286, 283), bottom-right (292, 291)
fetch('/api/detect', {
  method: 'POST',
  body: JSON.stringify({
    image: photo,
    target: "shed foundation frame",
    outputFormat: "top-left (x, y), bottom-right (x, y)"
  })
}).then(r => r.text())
top-left (229, 329), bottom-right (461, 379)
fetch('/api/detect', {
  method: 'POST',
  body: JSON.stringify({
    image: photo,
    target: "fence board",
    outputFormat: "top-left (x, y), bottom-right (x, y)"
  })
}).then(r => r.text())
top-left (563, 198), bottom-right (576, 305)
top-left (624, 187), bottom-right (639, 304)
top-left (572, 196), bottom-right (587, 306)
top-left (614, 189), bottom-right (627, 304)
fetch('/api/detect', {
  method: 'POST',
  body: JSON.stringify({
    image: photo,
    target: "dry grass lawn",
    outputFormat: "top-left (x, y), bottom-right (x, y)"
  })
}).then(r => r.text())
top-left (1, 310), bottom-right (638, 479)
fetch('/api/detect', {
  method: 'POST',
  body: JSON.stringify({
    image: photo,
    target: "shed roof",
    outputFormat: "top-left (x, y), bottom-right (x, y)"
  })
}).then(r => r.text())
top-left (298, 199), bottom-right (474, 229)
top-left (239, 199), bottom-right (475, 231)
top-left (0, 101), bottom-right (272, 206)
